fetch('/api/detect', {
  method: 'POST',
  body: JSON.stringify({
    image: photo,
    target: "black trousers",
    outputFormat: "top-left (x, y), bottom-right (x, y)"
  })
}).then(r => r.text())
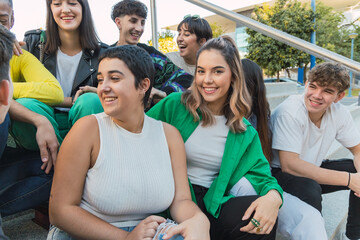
top-left (272, 159), bottom-right (360, 240)
top-left (192, 184), bottom-right (277, 240)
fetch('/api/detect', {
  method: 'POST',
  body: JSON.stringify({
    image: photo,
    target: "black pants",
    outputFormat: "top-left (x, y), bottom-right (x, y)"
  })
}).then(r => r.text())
top-left (272, 159), bottom-right (360, 240)
top-left (192, 184), bottom-right (277, 240)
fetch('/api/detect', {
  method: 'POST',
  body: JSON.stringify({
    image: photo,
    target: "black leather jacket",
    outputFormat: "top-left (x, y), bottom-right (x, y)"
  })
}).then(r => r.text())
top-left (23, 29), bottom-right (108, 97)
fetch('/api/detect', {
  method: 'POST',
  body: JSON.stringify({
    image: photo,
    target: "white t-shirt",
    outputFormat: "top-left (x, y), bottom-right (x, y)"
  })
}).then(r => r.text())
top-left (185, 115), bottom-right (228, 188)
top-left (55, 49), bottom-right (82, 112)
top-left (271, 95), bottom-right (360, 168)
top-left (166, 51), bottom-right (195, 76)
top-left (56, 48), bottom-right (82, 98)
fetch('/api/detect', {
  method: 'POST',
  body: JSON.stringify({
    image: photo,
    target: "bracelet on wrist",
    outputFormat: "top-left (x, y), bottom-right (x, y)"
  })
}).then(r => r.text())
top-left (347, 172), bottom-right (351, 187)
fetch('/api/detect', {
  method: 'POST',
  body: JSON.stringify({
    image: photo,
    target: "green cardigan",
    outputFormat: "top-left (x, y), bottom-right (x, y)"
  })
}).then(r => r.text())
top-left (147, 93), bottom-right (283, 218)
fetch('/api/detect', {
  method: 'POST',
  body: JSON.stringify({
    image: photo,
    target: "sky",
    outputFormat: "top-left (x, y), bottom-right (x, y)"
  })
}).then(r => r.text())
top-left (11, 0), bottom-right (268, 45)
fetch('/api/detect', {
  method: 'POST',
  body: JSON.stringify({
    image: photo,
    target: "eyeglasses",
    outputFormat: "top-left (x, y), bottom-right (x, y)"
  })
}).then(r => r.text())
top-left (183, 14), bottom-right (200, 20)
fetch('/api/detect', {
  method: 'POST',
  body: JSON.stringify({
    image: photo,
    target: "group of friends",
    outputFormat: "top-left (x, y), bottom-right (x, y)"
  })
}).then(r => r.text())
top-left (0, 0), bottom-right (359, 239)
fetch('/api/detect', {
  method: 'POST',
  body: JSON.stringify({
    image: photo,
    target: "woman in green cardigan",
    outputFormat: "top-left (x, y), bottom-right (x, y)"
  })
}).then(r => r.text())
top-left (147, 36), bottom-right (283, 240)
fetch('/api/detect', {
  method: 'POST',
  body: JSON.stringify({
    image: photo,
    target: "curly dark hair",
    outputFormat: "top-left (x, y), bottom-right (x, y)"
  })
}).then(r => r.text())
top-left (307, 62), bottom-right (350, 93)
top-left (111, 0), bottom-right (148, 21)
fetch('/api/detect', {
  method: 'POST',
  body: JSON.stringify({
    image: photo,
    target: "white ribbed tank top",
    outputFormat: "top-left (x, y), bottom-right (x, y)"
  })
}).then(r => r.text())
top-left (80, 113), bottom-right (175, 228)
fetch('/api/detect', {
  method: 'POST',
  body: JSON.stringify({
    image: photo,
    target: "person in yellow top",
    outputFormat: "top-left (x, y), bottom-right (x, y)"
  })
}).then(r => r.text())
top-left (10, 50), bottom-right (64, 105)
top-left (0, 0), bottom-right (65, 152)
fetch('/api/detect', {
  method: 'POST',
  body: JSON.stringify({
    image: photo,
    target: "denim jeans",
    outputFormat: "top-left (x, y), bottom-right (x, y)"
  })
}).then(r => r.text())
top-left (47, 220), bottom-right (184, 240)
top-left (0, 213), bottom-right (9, 240)
top-left (0, 147), bottom-right (52, 217)
top-left (272, 159), bottom-right (360, 240)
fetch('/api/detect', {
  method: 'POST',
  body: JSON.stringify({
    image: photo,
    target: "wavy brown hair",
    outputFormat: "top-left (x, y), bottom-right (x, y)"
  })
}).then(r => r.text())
top-left (307, 62), bottom-right (349, 93)
top-left (182, 36), bottom-right (251, 133)
top-left (45, 0), bottom-right (99, 54)
top-left (242, 59), bottom-right (272, 162)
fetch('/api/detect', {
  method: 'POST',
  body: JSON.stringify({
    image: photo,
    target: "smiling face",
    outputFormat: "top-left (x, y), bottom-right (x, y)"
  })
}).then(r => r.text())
top-left (0, 0), bottom-right (13, 30)
top-left (97, 58), bottom-right (147, 119)
top-left (304, 81), bottom-right (345, 121)
top-left (195, 49), bottom-right (232, 115)
top-left (177, 23), bottom-right (204, 65)
top-left (50, 0), bottom-right (82, 33)
top-left (116, 14), bottom-right (145, 46)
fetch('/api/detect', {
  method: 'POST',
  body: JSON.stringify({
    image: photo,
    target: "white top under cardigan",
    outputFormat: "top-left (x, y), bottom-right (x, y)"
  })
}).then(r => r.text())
top-left (185, 115), bottom-right (229, 188)
top-left (80, 113), bottom-right (175, 228)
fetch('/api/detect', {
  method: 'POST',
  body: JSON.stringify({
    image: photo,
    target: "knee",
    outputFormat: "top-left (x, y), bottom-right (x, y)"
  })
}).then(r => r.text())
top-left (73, 93), bottom-right (100, 108)
top-left (69, 93), bottom-right (103, 125)
top-left (16, 98), bottom-right (49, 112)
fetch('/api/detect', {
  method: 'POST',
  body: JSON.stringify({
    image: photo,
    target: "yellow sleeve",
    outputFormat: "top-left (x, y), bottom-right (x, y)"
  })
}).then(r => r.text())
top-left (10, 50), bottom-right (64, 105)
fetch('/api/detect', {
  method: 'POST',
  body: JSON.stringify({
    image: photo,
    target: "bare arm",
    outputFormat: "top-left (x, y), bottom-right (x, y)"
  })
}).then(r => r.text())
top-left (9, 100), bottom-right (58, 173)
top-left (349, 144), bottom-right (360, 172)
top-left (280, 150), bottom-right (352, 187)
top-left (49, 116), bottom-right (131, 240)
top-left (161, 123), bottom-right (210, 240)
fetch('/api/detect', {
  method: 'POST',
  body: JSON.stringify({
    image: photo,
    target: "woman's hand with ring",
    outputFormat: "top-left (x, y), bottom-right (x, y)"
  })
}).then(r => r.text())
top-left (240, 190), bottom-right (282, 234)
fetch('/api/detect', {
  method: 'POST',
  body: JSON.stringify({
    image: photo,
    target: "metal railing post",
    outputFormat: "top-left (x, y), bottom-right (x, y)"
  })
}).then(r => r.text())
top-left (150, 0), bottom-right (159, 50)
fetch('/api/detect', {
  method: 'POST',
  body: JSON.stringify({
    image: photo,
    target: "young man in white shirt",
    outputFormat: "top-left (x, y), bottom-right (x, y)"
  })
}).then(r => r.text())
top-left (271, 62), bottom-right (360, 240)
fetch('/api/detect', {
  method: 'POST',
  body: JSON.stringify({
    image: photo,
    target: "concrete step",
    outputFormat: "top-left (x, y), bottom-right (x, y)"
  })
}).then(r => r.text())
top-left (265, 82), bottom-right (298, 110)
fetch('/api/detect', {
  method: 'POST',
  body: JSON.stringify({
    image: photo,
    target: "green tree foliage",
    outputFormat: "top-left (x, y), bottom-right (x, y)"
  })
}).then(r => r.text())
top-left (210, 22), bottom-right (226, 38)
top-left (246, 0), bottom-right (315, 79)
top-left (314, 3), bottom-right (354, 63)
top-left (148, 29), bottom-right (178, 54)
top-left (315, 3), bottom-right (345, 53)
top-left (246, 0), bottom-right (359, 80)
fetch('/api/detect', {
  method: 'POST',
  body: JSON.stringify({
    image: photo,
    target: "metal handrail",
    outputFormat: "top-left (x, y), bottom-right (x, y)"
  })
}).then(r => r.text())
top-left (150, 0), bottom-right (159, 50)
top-left (185, 0), bottom-right (360, 74)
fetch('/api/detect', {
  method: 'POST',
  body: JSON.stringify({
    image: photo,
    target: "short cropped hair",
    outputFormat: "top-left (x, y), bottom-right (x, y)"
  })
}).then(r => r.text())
top-left (98, 45), bottom-right (154, 105)
top-left (307, 62), bottom-right (350, 93)
top-left (111, 0), bottom-right (148, 21)
top-left (177, 16), bottom-right (213, 43)
top-left (0, 24), bottom-right (15, 81)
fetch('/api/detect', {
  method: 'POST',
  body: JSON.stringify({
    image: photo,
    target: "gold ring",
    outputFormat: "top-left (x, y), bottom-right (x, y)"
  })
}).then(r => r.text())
top-left (256, 227), bottom-right (263, 233)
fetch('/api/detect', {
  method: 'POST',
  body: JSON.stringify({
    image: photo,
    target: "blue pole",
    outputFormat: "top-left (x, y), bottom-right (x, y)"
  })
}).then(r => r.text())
top-left (349, 37), bottom-right (355, 97)
top-left (310, 0), bottom-right (316, 69)
top-left (298, 67), bottom-right (304, 84)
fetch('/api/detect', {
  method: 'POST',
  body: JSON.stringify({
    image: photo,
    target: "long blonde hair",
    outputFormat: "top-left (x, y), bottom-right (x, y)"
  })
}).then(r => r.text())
top-left (182, 36), bottom-right (251, 133)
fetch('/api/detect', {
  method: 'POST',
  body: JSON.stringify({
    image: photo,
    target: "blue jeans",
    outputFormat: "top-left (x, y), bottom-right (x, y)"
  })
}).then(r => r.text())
top-left (0, 147), bottom-right (52, 217)
top-left (0, 213), bottom-right (9, 240)
top-left (47, 221), bottom-right (184, 240)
